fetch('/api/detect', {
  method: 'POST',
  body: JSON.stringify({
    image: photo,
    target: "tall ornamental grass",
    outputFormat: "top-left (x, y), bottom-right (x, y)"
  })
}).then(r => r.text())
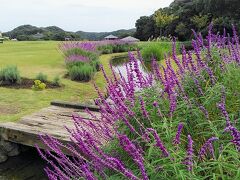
top-left (39, 25), bottom-right (240, 180)
top-left (97, 40), bottom-right (138, 54)
top-left (0, 65), bottom-right (21, 85)
top-left (140, 42), bottom-right (179, 62)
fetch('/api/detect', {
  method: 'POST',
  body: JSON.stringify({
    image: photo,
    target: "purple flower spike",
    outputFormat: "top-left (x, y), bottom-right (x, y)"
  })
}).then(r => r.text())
top-left (146, 128), bottom-right (169, 157)
top-left (217, 87), bottom-right (231, 127)
top-left (198, 137), bottom-right (219, 160)
top-left (183, 135), bottom-right (194, 171)
top-left (118, 134), bottom-right (148, 180)
top-left (173, 123), bottom-right (184, 146)
top-left (139, 96), bottom-right (149, 119)
top-left (225, 126), bottom-right (240, 151)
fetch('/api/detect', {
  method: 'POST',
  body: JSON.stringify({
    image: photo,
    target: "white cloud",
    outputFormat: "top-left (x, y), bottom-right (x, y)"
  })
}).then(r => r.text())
top-left (0, 0), bottom-right (173, 32)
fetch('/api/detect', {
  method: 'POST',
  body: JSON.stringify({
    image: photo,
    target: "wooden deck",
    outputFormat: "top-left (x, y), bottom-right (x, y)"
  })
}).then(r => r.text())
top-left (0, 102), bottom-right (101, 151)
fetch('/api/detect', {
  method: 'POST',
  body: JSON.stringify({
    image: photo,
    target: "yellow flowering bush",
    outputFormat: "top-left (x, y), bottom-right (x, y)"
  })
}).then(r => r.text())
top-left (32, 80), bottom-right (46, 91)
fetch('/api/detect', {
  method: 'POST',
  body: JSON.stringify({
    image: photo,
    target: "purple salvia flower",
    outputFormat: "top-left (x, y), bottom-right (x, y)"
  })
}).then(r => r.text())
top-left (192, 77), bottom-right (204, 96)
top-left (183, 135), bottom-right (194, 171)
top-left (225, 126), bottom-right (240, 151)
top-left (217, 87), bottom-right (231, 127)
top-left (193, 40), bottom-right (215, 84)
top-left (146, 128), bottom-right (169, 157)
top-left (65, 54), bottom-right (90, 63)
top-left (173, 123), bottom-right (184, 146)
top-left (81, 164), bottom-right (97, 180)
top-left (118, 134), bottom-right (149, 180)
top-left (232, 25), bottom-right (240, 58)
top-left (106, 157), bottom-right (140, 180)
top-left (152, 58), bottom-right (164, 83)
top-left (153, 101), bottom-right (163, 118)
top-left (172, 38), bottom-right (184, 74)
top-left (198, 105), bottom-right (209, 119)
top-left (181, 45), bottom-right (188, 70)
top-left (139, 96), bottom-right (149, 119)
top-left (198, 137), bottom-right (219, 160)
top-left (207, 23), bottom-right (213, 59)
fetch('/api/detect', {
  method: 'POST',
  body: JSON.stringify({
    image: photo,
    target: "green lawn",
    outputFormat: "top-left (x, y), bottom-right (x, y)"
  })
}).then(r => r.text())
top-left (0, 41), bottom-right (122, 122)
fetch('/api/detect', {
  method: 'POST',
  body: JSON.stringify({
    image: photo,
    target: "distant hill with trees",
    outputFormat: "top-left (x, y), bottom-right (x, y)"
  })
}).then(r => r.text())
top-left (3, 25), bottom-right (136, 41)
top-left (135, 0), bottom-right (240, 41)
top-left (76, 29), bottom-right (136, 41)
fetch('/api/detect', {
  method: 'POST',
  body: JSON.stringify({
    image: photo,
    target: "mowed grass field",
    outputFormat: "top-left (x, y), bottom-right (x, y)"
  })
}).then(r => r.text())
top-left (0, 41), bottom-right (119, 122)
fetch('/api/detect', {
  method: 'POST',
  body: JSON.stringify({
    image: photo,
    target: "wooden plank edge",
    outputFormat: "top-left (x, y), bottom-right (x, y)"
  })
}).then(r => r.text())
top-left (0, 125), bottom-right (73, 156)
top-left (51, 101), bottom-right (100, 112)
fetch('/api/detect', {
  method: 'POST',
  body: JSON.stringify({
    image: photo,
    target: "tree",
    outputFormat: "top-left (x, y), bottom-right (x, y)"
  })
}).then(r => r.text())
top-left (175, 22), bottom-right (190, 41)
top-left (154, 9), bottom-right (177, 37)
top-left (191, 15), bottom-right (209, 31)
top-left (135, 16), bottom-right (158, 41)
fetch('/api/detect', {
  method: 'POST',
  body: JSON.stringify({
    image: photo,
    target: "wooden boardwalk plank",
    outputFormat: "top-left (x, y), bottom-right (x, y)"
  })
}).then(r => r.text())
top-left (0, 105), bottom-right (102, 153)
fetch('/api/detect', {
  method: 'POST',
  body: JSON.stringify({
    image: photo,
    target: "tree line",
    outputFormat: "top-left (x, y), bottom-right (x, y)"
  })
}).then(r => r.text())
top-left (134, 0), bottom-right (240, 41)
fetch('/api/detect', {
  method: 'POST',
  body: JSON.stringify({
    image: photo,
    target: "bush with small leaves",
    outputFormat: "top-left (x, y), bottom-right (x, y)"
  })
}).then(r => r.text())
top-left (32, 80), bottom-right (46, 91)
top-left (52, 76), bottom-right (61, 86)
top-left (36, 72), bottom-right (48, 82)
top-left (0, 66), bottom-right (21, 85)
top-left (68, 64), bottom-right (94, 81)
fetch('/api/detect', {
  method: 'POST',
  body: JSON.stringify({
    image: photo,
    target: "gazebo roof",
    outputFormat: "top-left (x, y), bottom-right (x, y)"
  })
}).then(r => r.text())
top-left (121, 36), bottom-right (140, 42)
top-left (104, 35), bottom-right (118, 39)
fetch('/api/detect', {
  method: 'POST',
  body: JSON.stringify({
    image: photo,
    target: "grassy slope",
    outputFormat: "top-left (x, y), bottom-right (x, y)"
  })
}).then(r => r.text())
top-left (0, 41), bottom-right (120, 122)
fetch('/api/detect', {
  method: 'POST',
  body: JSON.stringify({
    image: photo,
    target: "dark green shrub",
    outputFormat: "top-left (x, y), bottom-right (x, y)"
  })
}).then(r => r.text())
top-left (68, 64), bottom-right (94, 81)
top-left (0, 66), bottom-right (21, 85)
top-left (36, 72), bottom-right (48, 82)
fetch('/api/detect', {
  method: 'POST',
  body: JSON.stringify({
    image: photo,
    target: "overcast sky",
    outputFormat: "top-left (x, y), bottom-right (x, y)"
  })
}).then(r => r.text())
top-left (0, 0), bottom-right (173, 32)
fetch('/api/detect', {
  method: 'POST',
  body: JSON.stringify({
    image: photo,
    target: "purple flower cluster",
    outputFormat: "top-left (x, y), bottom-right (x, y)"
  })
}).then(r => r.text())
top-left (146, 128), bottom-right (169, 157)
top-left (118, 134), bottom-right (149, 180)
top-left (173, 123), bottom-right (184, 146)
top-left (39, 25), bottom-right (240, 179)
top-left (183, 135), bottom-right (194, 171)
top-left (60, 41), bottom-right (98, 52)
top-left (225, 126), bottom-right (240, 151)
top-left (66, 55), bottom-right (90, 63)
top-left (198, 137), bottom-right (219, 160)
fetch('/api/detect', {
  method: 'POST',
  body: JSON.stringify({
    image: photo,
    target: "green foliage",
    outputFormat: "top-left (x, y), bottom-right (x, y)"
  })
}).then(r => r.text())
top-left (0, 66), bottom-right (21, 85)
top-left (140, 42), bottom-right (178, 62)
top-left (32, 80), bottom-right (46, 91)
top-left (141, 44), bottom-right (164, 62)
top-left (3, 25), bottom-right (81, 41)
top-left (155, 9), bottom-right (177, 28)
top-left (98, 44), bottom-right (138, 54)
top-left (175, 23), bottom-right (190, 41)
top-left (135, 16), bottom-right (160, 41)
top-left (68, 64), bottom-right (94, 81)
top-left (36, 72), bottom-right (48, 82)
top-left (3, 25), bottom-right (136, 41)
top-left (75, 29), bottom-right (136, 41)
top-left (191, 15), bottom-right (209, 30)
top-left (135, 0), bottom-right (240, 41)
top-left (98, 45), bottom-right (113, 54)
top-left (104, 61), bottom-right (240, 179)
top-left (52, 75), bottom-right (61, 86)
top-left (154, 9), bottom-right (178, 38)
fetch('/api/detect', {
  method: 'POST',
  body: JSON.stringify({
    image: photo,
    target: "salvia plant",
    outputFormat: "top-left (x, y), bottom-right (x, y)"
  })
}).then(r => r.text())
top-left (60, 40), bottom-right (137, 81)
top-left (38, 24), bottom-right (240, 179)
